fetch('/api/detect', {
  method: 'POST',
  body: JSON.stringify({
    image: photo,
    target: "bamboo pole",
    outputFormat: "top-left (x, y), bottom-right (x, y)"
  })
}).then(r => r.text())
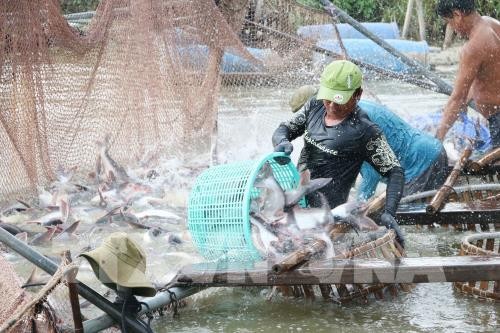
top-left (365, 192), bottom-right (386, 216)
top-left (415, 0), bottom-right (426, 41)
top-left (272, 239), bottom-right (327, 274)
top-left (468, 148), bottom-right (500, 172)
top-left (426, 145), bottom-right (473, 214)
top-left (401, 0), bottom-right (415, 39)
top-left (318, 284), bottom-right (333, 299)
top-left (243, 19), bottom-right (438, 91)
top-left (320, 0), bottom-right (454, 97)
top-left (479, 238), bottom-right (496, 290)
top-left (62, 251), bottom-right (83, 333)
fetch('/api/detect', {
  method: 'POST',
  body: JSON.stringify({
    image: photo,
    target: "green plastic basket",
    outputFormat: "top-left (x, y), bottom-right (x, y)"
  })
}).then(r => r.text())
top-left (187, 153), bottom-right (300, 262)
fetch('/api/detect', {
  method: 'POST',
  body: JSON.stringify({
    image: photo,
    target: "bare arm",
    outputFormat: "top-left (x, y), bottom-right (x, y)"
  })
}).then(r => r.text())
top-left (436, 42), bottom-right (482, 140)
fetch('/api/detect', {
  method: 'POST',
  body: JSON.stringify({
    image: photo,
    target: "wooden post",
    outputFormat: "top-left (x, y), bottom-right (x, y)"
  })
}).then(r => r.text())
top-left (365, 192), bottom-right (386, 216)
top-left (63, 251), bottom-right (84, 333)
top-left (426, 145), bottom-right (473, 214)
top-left (402, 0), bottom-right (415, 39)
top-left (468, 148), bottom-right (500, 172)
top-left (415, 0), bottom-right (426, 41)
top-left (272, 239), bottom-right (327, 274)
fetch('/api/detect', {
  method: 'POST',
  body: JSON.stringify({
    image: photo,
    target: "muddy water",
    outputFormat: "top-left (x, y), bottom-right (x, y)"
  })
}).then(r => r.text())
top-left (149, 81), bottom-right (499, 332)
top-left (5, 78), bottom-right (499, 332)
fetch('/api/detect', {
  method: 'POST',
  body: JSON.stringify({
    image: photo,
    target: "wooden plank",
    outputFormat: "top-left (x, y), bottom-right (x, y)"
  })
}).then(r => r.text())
top-left (173, 256), bottom-right (500, 287)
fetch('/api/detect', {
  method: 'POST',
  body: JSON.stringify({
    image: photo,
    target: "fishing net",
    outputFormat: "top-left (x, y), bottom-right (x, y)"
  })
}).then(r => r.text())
top-left (0, 0), bottom-right (254, 200)
top-left (0, 0), bottom-right (433, 200)
top-left (0, 254), bottom-right (78, 332)
top-left (453, 232), bottom-right (500, 301)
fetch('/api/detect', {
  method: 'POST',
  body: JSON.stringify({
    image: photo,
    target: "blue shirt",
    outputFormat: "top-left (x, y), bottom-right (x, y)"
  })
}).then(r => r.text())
top-left (357, 100), bottom-right (442, 200)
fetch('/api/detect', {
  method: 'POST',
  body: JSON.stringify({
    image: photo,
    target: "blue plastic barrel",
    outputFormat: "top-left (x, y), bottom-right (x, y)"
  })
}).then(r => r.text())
top-left (315, 39), bottom-right (429, 73)
top-left (298, 22), bottom-right (400, 40)
top-left (177, 45), bottom-right (266, 73)
top-left (222, 47), bottom-right (267, 73)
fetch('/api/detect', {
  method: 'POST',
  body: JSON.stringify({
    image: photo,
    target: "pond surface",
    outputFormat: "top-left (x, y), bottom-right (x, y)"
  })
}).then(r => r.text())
top-left (5, 76), bottom-right (498, 333)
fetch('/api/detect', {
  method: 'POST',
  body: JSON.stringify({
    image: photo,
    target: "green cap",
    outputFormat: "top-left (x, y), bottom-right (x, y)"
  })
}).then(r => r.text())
top-left (317, 60), bottom-right (363, 105)
top-left (289, 85), bottom-right (319, 113)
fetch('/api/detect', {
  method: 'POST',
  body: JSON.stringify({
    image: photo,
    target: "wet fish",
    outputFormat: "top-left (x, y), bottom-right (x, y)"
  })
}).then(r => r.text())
top-left (96, 135), bottom-right (129, 187)
top-left (1, 200), bottom-right (30, 216)
top-left (330, 201), bottom-right (379, 232)
top-left (30, 227), bottom-right (56, 245)
top-left (284, 170), bottom-right (332, 208)
top-left (287, 194), bottom-right (334, 230)
top-left (144, 227), bottom-right (182, 244)
top-left (134, 209), bottom-right (181, 221)
top-left (250, 215), bottom-right (279, 257)
top-left (253, 162), bottom-right (285, 221)
top-left (27, 210), bottom-right (64, 227)
top-left (0, 222), bottom-right (25, 235)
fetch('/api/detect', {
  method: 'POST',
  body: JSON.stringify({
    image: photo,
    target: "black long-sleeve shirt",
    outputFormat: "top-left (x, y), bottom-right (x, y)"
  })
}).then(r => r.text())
top-left (273, 97), bottom-right (404, 212)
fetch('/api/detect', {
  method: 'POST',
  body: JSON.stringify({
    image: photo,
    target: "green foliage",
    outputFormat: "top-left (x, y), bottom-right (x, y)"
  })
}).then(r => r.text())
top-left (297, 0), bottom-right (500, 43)
top-left (59, 0), bottom-right (99, 14)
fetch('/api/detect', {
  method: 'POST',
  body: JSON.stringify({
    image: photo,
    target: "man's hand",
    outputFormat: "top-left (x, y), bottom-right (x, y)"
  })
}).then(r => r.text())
top-left (380, 212), bottom-right (405, 248)
top-left (273, 140), bottom-right (293, 165)
top-left (274, 140), bottom-right (293, 155)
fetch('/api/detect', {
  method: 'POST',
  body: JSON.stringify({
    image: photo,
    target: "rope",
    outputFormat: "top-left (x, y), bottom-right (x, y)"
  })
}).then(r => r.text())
top-left (0, 262), bottom-right (77, 333)
top-left (156, 287), bottom-right (180, 318)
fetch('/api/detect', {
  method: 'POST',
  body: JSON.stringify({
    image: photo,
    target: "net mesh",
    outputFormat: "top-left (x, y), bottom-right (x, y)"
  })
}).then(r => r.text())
top-left (0, 254), bottom-right (79, 332)
top-left (1, 0), bottom-right (402, 200)
top-left (0, 0), bottom-right (259, 199)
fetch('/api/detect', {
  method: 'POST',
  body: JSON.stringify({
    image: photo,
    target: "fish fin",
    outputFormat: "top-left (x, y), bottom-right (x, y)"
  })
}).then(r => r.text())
top-left (23, 267), bottom-right (49, 287)
top-left (59, 199), bottom-right (70, 223)
top-left (30, 227), bottom-right (56, 245)
top-left (15, 232), bottom-right (28, 243)
top-left (318, 193), bottom-right (333, 225)
top-left (304, 177), bottom-right (332, 196)
top-left (16, 199), bottom-right (30, 208)
top-left (54, 220), bottom-right (80, 239)
top-left (299, 169), bottom-right (310, 186)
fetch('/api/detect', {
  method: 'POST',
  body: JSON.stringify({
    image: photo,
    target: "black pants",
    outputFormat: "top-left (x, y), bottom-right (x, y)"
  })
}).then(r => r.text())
top-left (488, 112), bottom-right (500, 148)
top-left (403, 148), bottom-right (449, 196)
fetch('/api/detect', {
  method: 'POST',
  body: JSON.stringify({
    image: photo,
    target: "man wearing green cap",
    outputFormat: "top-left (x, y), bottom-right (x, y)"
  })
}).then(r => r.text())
top-left (273, 60), bottom-right (406, 246)
top-left (289, 87), bottom-right (448, 200)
